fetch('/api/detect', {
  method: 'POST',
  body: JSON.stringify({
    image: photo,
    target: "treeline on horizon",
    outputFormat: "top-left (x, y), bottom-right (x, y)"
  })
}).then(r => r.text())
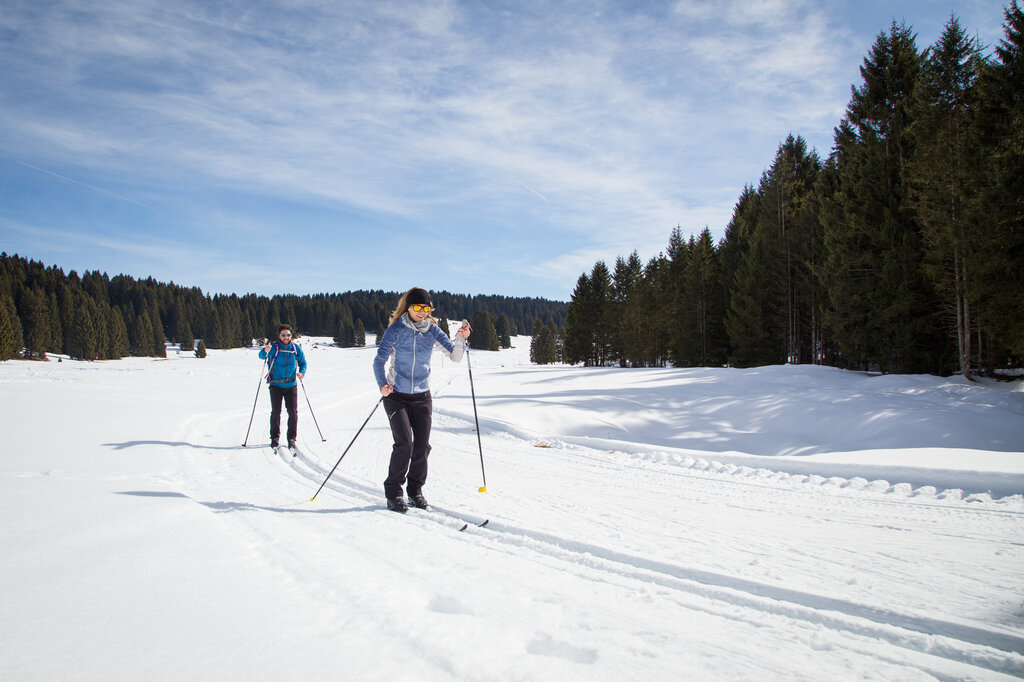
top-left (552, 8), bottom-right (1023, 377)
top-left (0, 252), bottom-right (568, 361)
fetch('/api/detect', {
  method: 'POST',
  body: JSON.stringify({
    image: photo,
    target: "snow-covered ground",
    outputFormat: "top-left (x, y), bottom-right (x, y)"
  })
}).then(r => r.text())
top-left (2, 334), bottom-right (1023, 681)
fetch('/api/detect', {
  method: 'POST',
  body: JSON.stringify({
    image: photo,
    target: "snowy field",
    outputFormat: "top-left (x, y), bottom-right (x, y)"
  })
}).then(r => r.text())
top-left (2, 333), bottom-right (1024, 681)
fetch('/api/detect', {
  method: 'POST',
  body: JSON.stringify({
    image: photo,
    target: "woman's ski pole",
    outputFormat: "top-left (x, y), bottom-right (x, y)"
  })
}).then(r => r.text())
top-left (299, 377), bottom-right (326, 442)
top-left (464, 335), bottom-right (488, 493)
top-left (310, 397), bottom-right (383, 501)
top-left (242, 356), bottom-right (269, 446)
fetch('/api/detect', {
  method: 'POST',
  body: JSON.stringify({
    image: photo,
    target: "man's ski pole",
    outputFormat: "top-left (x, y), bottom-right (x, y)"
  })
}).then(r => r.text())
top-left (299, 377), bottom-right (326, 442)
top-left (310, 397), bottom-right (383, 501)
top-left (242, 354), bottom-right (269, 447)
top-left (464, 334), bottom-right (488, 493)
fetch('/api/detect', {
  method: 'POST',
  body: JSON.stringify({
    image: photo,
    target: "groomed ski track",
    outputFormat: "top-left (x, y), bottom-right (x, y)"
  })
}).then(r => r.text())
top-left (167, 344), bottom-right (1024, 681)
top-left (4, 338), bottom-right (1023, 681)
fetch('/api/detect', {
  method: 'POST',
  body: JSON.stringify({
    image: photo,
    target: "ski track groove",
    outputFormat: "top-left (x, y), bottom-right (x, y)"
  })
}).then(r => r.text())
top-left (178, 399), bottom-right (1024, 679)
top-left (278, 432), bottom-right (1024, 676)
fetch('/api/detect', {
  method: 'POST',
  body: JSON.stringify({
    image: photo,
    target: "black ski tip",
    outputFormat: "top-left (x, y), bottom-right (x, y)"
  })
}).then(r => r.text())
top-left (458, 523), bottom-right (469, 531)
top-left (478, 519), bottom-right (489, 528)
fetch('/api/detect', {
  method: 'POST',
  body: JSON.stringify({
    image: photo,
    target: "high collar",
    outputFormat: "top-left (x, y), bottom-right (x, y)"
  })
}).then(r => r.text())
top-left (400, 313), bottom-right (431, 332)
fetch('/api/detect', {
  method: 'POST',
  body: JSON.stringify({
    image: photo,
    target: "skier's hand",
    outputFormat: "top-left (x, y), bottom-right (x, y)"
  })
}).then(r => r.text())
top-left (263, 342), bottom-right (272, 352)
top-left (457, 320), bottom-right (471, 339)
top-left (296, 372), bottom-right (304, 380)
top-left (380, 384), bottom-right (394, 396)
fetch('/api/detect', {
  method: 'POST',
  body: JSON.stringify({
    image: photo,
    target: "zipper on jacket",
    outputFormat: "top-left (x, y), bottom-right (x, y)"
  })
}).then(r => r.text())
top-left (410, 330), bottom-right (418, 391)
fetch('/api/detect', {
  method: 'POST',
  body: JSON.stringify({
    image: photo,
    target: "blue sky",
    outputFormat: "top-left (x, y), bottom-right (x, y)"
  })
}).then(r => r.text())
top-left (0, 0), bottom-right (1010, 301)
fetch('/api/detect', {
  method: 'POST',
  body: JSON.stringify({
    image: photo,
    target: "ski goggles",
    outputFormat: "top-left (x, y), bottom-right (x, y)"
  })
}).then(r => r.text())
top-left (279, 332), bottom-right (292, 337)
top-left (410, 304), bottom-right (433, 313)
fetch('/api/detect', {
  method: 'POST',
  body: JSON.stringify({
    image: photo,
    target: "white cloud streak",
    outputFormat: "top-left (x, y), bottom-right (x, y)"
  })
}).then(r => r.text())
top-left (1, 0), bottom-right (1005, 297)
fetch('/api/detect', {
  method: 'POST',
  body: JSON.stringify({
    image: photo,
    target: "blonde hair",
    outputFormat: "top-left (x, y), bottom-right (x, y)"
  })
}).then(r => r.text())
top-left (389, 288), bottom-right (438, 325)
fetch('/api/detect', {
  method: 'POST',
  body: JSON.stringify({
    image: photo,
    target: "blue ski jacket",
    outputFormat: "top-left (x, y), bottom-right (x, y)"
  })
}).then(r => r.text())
top-left (373, 315), bottom-right (465, 394)
top-left (259, 341), bottom-right (307, 389)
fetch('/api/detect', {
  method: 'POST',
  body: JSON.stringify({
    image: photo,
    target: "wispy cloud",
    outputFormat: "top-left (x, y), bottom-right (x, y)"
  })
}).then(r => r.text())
top-left (0, 0), bottom-right (1010, 298)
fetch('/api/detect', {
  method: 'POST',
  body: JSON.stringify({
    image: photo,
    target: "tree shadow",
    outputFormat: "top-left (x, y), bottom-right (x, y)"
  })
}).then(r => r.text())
top-left (103, 441), bottom-right (260, 452)
top-left (117, 490), bottom-right (378, 515)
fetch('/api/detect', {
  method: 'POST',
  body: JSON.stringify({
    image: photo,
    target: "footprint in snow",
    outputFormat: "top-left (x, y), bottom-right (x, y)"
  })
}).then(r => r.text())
top-left (427, 594), bottom-right (472, 615)
top-left (526, 635), bottom-right (598, 664)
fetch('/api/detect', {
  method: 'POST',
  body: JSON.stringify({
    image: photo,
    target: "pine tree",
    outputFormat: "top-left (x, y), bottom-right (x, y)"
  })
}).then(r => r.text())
top-left (151, 302), bottom-right (167, 358)
top-left (335, 320), bottom-right (355, 347)
top-left (563, 273), bottom-right (592, 365)
top-left (20, 288), bottom-right (50, 359)
top-left (612, 252), bottom-right (643, 366)
top-left (205, 306), bottom-right (224, 349)
top-left (69, 304), bottom-right (98, 360)
top-left (725, 137), bottom-right (822, 366)
top-left (638, 254), bottom-right (671, 366)
top-left (470, 311), bottom-right (500, 351)
top-left (681, 229), bottom-right (726, 366)
top-left (106, 306), bottom-right (131, 359)
top-left (496, 313), bottom-right (512, 349)
top-left (823, 22), bottom-right (944, 373)
top-left (355, 319), bottom-right (366, 347)
top-left (973, 1), bottom-right (1024, 361)
top-left (530, 318), bottom-right (557, 364)
top-left (47, 291), bottom-right (62, 354)
top-left (195, 339), bottom-right (207, 358)
top-left (92, 300), bottom-right (109, 360)
top-left (588, 262), bottom-right (614, 365)
top-left (131, 311), bottom-right (155, 357)
top-left (910, 16), bottom-right (983, 377)
top-left (0, 293), bottom-right (23, 360)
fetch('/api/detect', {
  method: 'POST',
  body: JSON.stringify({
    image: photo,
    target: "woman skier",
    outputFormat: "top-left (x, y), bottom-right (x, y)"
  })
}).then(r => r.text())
top-left (373, 287), bottom-right (471, 512)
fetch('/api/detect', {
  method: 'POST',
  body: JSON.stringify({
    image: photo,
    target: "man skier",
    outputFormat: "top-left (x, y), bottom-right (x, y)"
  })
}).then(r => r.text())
top-left (259, 324), bottom-right (307, 451)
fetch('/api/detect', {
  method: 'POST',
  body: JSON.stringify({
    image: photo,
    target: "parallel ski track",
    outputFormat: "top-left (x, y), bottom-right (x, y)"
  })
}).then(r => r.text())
top-left (268, 436), bottom-right (1024, 678)
top-left (180, 398), bottom-right (1024, 679)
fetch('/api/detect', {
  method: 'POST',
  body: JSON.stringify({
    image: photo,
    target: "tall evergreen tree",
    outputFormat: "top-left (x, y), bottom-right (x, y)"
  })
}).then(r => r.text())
top-left (0, 293), bottom-right (23, 360)
top-left (973, 1), bottom-right (1024, 361)
top-left (612, 252), bottom-right (644, 366)
top-left (496, 313), bottom-right (512, 349)
top-left (335, 320), bottom-right (355, 347)
top-left (131, 311), bottom-right (155, 357)
top-left (68, 304), bottom-right (98, 360)
top-left (19, 288), bottom-right (50, 359)
top-left (563, 273), bottom-right (593, 365)
top-left (823, 22), bottom-right (945, 372)
top-left (47, 291), bottom-right (62, 354)
top-left (638, 254), bottom-right (671, 367)
top-left (910, 16), bottom-right (984, 377)
top-left (529, 317), bottom-right (557, 364)
top-left (470, 311), bottom-right (500, 351)
top-left (680, 229), bottom-right (727, 367)
top-left (106, 306), bottom-right (130, 359)
top-left (92, 300), bottom-right (110, 360)
top-left (150, 302), bottom-right (167, 358)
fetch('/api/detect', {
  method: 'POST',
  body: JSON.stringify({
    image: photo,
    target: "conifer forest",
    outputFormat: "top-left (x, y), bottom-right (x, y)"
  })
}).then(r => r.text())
top-left (0, 252), bottom-right (567, 362)
top-left (561, 9), bottom-right (1024, 377)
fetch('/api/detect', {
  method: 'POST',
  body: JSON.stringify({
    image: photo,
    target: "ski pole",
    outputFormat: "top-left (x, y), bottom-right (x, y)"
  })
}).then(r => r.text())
top-left (464, 336), bottom-right (488, 493)
top-left (310, 397), bottom-right (383, 501)
top-left (299, 377), bottom-right (326, 442)
top-left (242, 353), bottom-right (269, 446)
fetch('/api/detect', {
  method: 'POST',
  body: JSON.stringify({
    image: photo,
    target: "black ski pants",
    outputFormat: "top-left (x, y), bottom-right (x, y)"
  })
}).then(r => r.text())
top-left (383, 391), bottom-right (432, 499)
top-left (269, 384), bottom-right (298, 443)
